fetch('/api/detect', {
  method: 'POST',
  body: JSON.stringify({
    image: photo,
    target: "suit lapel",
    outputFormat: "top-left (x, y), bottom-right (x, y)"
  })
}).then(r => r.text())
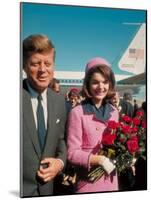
top-left (23, 85), bottom-right (41, 159)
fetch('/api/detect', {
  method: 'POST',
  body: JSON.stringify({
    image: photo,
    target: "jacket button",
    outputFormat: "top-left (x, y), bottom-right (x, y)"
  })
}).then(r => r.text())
top-left (96, 127), bottom-right (100, 131)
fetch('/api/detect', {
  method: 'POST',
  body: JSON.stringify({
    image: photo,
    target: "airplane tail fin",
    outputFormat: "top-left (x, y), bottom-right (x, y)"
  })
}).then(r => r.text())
top-left (118, 23), bottom-right (146, 75)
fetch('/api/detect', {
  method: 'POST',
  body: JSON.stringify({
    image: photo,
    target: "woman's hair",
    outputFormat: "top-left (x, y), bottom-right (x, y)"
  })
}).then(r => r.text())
top-left (82, 64), bottom-right (116, 103)
top-left (23, 34), bottom-right (55, 69)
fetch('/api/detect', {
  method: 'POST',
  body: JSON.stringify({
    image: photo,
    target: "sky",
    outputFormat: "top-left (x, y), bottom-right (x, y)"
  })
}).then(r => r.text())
top-left (21, 2), bottom-right (146, 75)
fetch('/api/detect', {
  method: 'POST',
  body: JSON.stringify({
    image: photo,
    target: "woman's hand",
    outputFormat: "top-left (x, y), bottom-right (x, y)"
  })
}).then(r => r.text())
top-left (99, 157), bottom-right (115, 175)
top-left (89, 154), bottom-right (115, 175)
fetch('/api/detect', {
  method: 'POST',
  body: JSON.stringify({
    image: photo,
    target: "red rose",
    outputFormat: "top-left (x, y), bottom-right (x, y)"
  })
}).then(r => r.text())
top-left (108, 120), bottom-right (118, 129)
top-left (132, 117), bottom-right (141, 126)
top-left (127, 137), bottom-right (139, 154)
top-left (130, 136), bottom-right (138, 140)
top-left (141, 120), bottom-right (147, 129)
top-left (131, 127), bottom-right (138, 133)
top-left (116, 122), bottom-right (121, 128)
top-left (121, 115), bottom-right (131, 123)
top-left (102, 132), bottom-right (116, 146)
top-left (119, 121), bottom-right (124, 127)
top-left (121, 125), bottom-right (131, 134)
top-left (136, 110), bottom-right (144, 117)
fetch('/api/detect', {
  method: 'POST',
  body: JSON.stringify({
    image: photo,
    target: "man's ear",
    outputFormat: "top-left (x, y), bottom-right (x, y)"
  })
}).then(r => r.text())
top-left (24, 67), bottom-right (27, 73)
top-left (23, 64), bottom-right (28, 74)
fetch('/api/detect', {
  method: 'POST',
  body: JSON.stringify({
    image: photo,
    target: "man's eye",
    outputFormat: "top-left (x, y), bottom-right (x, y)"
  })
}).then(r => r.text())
top-left (45, 62), bottom-right (51, 67)
top-left (31, 62), bottom-right (39, 67)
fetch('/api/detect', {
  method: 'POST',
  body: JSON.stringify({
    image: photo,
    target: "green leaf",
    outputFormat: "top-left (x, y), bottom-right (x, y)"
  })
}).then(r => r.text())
top-left (140, 155), bottom-right (146, 160)
top-left (139, 147), bottom-right (146, 153)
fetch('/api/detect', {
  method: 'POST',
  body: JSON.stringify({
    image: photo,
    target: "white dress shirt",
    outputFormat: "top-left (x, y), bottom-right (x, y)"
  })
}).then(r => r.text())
top-left (27, 83), bottom-right (48, 130)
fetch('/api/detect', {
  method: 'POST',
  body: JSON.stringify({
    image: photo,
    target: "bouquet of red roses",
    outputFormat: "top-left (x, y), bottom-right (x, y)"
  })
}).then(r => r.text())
top-left (88, 110), bottom-right (146, 183)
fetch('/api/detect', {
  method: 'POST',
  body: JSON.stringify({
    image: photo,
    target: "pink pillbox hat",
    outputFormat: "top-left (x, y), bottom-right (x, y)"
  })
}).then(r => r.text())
top-left (85, 57), bottom-right (111, 74)
top-left (69, 87), bottom-right (80, 94)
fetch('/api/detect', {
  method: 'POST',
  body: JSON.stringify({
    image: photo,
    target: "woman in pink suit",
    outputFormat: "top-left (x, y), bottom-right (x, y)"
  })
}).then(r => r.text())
top-left (67, 57), bottom-right (119, 193)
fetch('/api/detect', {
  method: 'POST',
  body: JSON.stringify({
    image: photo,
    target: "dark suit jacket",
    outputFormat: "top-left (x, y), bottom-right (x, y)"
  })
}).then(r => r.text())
top-left (21, 80), bottom-right (67, 197)
top-left (120, 99), bottom-right (134, 118)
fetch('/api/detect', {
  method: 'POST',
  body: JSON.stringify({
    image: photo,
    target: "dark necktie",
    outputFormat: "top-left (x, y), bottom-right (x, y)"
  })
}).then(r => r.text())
top-left (37, 95), bottom-right (46, 151)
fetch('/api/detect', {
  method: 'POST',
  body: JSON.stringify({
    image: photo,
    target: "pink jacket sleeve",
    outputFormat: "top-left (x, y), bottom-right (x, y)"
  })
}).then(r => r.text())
top-left (67, 106), bottom-right (90, 169)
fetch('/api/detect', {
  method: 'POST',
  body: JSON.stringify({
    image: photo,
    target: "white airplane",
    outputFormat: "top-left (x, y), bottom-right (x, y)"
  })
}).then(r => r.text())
top-left (117, 23), bottom-right (146, 102)
top-left (118, 23), bottom-right (146, 75)
top-left (53, 71), bottom-right (131, 86)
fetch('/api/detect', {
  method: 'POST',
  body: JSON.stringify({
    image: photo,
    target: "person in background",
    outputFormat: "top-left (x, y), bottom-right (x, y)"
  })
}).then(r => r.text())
top-left (141, 101), bottom-right (146, 114)
top-left (65, 88), bottom-right (81, 115)
top-left (49, 78), bottom-right (61, 93)
top-left (67, 57), bottom-right (119, 193)
top-left (22, 34), bottom-right (66, 197)
top-left (133, 99), bottom-right (139, 117)
top-left (120, 92), bottom-right (134, 117)
top-left (68, 88), bottom-right (81, 108)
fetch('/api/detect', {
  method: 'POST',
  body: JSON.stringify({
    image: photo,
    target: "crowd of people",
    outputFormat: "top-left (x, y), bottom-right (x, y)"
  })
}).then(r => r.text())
top-left (22, 34), bottom-right (146, 197)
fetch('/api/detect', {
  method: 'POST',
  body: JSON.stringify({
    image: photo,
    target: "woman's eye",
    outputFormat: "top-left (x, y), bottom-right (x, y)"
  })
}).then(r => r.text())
top-left (104, 80), bottom-right (109, 84)
top-left (91, 80), bottom-right (99, 84)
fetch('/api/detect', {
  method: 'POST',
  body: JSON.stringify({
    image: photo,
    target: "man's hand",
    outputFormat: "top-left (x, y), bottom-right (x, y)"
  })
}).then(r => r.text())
top-left (37, 158), bottom-right (63, 182)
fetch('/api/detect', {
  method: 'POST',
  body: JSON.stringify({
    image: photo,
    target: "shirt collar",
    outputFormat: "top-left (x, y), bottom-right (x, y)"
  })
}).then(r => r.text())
top-left (27, 81), bottom-right (47, 102)
top-left (82, 99), bottom-right (114, 122)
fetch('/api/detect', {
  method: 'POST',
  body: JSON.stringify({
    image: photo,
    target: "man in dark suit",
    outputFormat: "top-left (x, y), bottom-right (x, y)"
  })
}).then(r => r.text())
top-left (21, 35), bottom-right (67, 197)
top-left (120, 92), bottom-right (134, 118)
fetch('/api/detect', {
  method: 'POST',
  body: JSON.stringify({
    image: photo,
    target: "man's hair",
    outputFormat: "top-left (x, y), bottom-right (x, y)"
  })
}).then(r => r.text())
top-left (23, 34), bottom-right (55, 69)
top-left (123, 92), bottom-right (132, 101)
